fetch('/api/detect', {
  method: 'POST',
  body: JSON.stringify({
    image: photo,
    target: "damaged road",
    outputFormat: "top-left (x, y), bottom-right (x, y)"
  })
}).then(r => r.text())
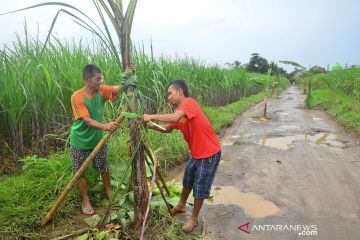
top-left (200, 86), bottom-right (360, 239)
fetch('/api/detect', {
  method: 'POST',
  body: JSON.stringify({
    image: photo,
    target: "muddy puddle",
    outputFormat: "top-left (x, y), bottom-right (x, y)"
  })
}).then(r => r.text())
top-left (259, 132), bottom-right (347, 150)
top-left (206, 186), bottom-right (281, 218)
top-left (221, 135), bottom-right (241, 146)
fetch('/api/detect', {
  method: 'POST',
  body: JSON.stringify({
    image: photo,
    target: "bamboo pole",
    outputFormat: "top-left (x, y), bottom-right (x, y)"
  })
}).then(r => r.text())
top-left (51, 227), bottom-right (90, 240)
top-left (146, 121), bottom-right (166, 132)
top-left (41, 113), bottom-right (127, 226)
top-left (97, 141), bottom-right (137, 228)
top-left (145, 157), bottom-right (173, 213)
top-left (144, 143), bottom-right (170, 196)
top-left (140, 143), bottom-right (174, 239)
top-left (140, 142), bottom-right (166, 240)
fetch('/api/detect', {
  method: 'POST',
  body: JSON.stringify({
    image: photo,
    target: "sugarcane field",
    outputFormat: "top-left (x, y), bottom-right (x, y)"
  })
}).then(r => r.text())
top-left (1, 1), bottom-right (360, 240)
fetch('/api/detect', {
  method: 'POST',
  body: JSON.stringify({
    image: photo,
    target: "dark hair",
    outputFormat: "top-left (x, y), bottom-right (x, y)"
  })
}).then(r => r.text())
top-left (170, 79), bottom-right (189, 97)
top-left (83, 64), bottom-right (101, 81)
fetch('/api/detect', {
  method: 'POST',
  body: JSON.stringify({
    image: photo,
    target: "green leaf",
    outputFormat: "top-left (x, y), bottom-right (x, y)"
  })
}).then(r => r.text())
top-left (75, 233), bottom-right (89, 240)
top-left (120, 111), bottom-right (140, 119)
top-left (279, 60), bottom-right (306, 70)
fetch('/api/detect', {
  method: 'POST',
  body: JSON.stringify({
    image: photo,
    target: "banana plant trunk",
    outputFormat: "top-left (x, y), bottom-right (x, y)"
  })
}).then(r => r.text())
top-left (125, 83), bottom-right (149, 232)
top-left (109, 0), bottom-right (148, 233)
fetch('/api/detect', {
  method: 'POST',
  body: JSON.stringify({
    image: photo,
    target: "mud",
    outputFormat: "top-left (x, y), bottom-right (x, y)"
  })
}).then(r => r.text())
top-left (207, 186), bottom-right (281, 218)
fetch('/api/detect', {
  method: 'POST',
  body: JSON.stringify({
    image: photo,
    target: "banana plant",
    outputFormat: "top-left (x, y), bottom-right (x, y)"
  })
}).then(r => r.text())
top-left (279, 60), bottom-right (312, 108)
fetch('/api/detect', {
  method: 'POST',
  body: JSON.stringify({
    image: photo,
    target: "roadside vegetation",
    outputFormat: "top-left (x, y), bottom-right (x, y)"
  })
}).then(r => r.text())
top-left (308, 68), bottom-right (360, 135)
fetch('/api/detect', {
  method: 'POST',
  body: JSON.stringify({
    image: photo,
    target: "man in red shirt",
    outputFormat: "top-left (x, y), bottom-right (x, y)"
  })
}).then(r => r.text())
top-left (143, 79), bottom-right (221, 232)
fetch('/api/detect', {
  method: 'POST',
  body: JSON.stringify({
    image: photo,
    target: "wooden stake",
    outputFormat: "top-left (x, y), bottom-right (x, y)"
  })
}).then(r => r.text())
top-left (146, 121), bottom-right (166, 132)
top-left (51, 227), bottom-right (90, 240)
top-left (145, 158), bottom-right (172, 213)
top-left (144, 143), bottom-right (170, 195)
top-left (263, 96), bottom-right (268, 118)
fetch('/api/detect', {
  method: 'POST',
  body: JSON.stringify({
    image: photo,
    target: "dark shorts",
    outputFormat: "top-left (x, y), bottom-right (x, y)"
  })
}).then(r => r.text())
top-left (70, 145), bottom-right (109, 174)
top-left (183, 151), bottom-right (221, 199)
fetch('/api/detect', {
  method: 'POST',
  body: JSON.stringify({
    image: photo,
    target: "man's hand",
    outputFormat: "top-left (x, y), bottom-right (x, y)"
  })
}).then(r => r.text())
top-left (103, 121), bottom-right (119, 131)
top-left (121, 64), bottom-right (137, 90)
top-left (142, 114), bottom-right (152, 123)
top-left (129, 63), bottom-right (136, 73)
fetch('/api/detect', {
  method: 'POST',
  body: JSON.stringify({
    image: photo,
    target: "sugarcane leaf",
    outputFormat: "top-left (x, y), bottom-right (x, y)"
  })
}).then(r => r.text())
top-left (115, 0), bottom-right (123, 16)
top-left (0, 2), bottom-right (106, 42)
top-left (92, 0), bottom-right (122, 67)
top-left (124, 0), bottom-right (137, 35)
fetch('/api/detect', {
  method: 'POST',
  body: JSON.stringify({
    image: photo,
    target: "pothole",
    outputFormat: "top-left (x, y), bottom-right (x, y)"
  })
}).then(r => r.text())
top-left (221, 135), bottom-right (241, 146)
top-left (278, 125), bottom-right (299, 130)
top-left (206, 186), bottom-right (281, 218)
top-left (258, 132), bottom-right (348, 150)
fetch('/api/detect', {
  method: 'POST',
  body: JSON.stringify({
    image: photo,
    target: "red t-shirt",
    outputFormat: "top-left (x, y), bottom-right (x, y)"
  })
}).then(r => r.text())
top-left (167, 98), bottom-right (221, 159)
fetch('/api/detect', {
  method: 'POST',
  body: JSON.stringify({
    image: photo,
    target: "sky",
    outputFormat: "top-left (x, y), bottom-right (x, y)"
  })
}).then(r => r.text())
top-left (1, 0), bottom-right (360, 71)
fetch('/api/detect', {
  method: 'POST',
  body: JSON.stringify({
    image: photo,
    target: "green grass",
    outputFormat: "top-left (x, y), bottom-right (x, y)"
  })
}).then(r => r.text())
top-left (204, 91), bottom-right (267, 133)
top-left (311, 68), bottom-right (360, 101)
top-left (310, 88), bottom-right (360, 135)
top-left (0, 153), bottom-right (78, 237)
top-left (309, 68), bottom-right (360, 135)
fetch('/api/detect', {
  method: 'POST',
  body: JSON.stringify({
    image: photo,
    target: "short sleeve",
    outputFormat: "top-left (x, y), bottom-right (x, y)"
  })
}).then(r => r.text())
top-left (71, 92), bottom-right (89, 120)
top-left (177, 98), bottom-right (197, 120)
top-left (99, 85), bottom-right (115, 101)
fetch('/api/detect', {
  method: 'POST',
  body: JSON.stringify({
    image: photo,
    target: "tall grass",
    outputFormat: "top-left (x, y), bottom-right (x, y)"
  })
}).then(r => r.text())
top-left (311, 68), bottom-right (360, 101)
top-left (0, 30), bottom-right (271, 157)
top-left (308, 68), bottom-right (360, 135)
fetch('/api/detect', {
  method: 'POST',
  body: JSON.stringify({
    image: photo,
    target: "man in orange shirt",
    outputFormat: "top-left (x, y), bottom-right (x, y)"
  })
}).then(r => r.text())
top-left (70, 64), bottom-right (134, 215)
top-left (143, 79), bottom-right (221, 232)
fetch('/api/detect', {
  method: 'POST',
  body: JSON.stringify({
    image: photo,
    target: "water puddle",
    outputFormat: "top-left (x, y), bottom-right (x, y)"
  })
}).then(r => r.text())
top-left (170, 171), bottom-right (183, 183)
top-left (278, 125), bottom-right (299, 130)
top-left (312, 117), bottom-right (322, 121)
top-left (221, 135), bottom-right (241, 146)
top-left (165, 164), bottom-right (185, 183)
top-left (207, 186), bottom-right (280, 218)
top-left (259, 132), bottom-right (347, 150)
top-left (260, 136), bottom-right (296, 150)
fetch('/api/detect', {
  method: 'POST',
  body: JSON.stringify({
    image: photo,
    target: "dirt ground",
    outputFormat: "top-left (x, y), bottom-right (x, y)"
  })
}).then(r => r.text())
top-left (169, 86), bottom-right (360, 239)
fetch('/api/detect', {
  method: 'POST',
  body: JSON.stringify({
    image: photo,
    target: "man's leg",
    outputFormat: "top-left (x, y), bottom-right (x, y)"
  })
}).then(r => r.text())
top-left (101, 172), bottom-right (112, 199)
top-left (71, 147), bottom-right (94, 214)
top-left (94, 145), bottom-right (111, 199)
top-left (170, 186), bottom-right (192, 215)
top-left (182, 151), bottom-right (221, 232)
top-left (182, 198), bottom-right (203, 232)
top-left (171, 158), bottom-right (197, 215)
top-left (77, 177), bottom-right (94, 214)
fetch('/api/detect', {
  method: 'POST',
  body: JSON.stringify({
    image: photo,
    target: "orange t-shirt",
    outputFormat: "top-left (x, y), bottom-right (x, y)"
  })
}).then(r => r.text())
top-left (70, 85), bottom-right (114, 149)
top-left (168, 98), bottom-right (221, 159)
top-left (71, 85), bottom-right (114, 120)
